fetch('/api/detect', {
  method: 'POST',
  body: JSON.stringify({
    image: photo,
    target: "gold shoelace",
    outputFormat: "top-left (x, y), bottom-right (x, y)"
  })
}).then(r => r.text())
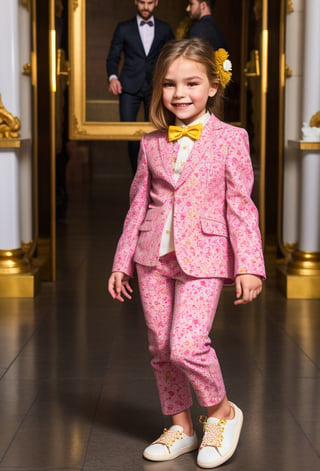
top-left (153, 428), bottom-right (184, 454)
top-left (199, 416), bottom-right (227, 449)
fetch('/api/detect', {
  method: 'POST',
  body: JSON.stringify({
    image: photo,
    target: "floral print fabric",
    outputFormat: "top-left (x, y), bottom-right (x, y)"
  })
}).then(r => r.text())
top-left (137, 252), bottom-right (225, 415)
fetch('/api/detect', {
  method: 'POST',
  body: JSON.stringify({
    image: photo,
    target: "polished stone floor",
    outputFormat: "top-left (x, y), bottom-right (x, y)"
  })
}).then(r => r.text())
top-left (0, 142), bottom-right (319, 470)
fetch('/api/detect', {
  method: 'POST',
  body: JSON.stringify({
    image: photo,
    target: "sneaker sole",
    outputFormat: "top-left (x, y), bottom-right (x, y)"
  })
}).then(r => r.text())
top-left (143, 441), bottom-right (198, 462)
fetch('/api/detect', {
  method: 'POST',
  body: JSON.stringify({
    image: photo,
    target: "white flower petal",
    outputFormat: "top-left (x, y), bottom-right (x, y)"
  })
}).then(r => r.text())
top-left (223, 59), bottom-right (232, 72)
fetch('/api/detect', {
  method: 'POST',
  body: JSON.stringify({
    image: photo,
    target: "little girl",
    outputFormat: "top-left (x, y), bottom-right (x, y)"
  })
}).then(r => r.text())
top-left (108, 38), bottom-right (265, 468)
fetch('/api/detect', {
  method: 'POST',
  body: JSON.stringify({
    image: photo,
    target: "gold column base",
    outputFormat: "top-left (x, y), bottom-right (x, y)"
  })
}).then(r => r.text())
top-left (0, 248), bottom-right (30, 274)
top-left (0, 248), bottom-right (39, 297)
top-left (277, 263), bottom-right (320, 299)
top-left (287, 250), bottom-right (320, 276)
top-left (0, 270), bottom-right (39, 297)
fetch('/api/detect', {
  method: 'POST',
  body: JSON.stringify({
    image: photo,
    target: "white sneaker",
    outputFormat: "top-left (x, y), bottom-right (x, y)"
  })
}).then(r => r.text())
top-left (143, 425), bottom-right (198, 461)
top-left (197, 402), bottom-right (243, 468)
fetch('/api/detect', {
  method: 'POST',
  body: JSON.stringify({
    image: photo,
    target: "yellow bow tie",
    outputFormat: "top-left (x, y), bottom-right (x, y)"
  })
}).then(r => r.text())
top-left (168, 124), bottom-right (203, 142)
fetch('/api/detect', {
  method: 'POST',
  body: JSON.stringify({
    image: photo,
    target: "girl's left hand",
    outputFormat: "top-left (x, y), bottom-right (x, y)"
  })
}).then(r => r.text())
top-left (234, 274), bottom-right (262, 305)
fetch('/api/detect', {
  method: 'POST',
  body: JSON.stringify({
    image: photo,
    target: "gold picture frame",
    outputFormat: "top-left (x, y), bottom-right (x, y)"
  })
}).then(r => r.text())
top-left (68, 0), bottom-right (154, 140)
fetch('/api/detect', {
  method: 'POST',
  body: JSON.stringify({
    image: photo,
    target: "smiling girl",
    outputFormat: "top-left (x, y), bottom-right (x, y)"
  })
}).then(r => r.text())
top-left (108, 38), bottom-right (265, 468)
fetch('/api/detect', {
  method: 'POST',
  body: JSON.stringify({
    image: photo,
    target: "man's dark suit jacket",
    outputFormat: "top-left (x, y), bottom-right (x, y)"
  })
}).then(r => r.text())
top-left (187, 14), bottom-right (227, 51)
top-left (106, 17), bottom-right (174, 95)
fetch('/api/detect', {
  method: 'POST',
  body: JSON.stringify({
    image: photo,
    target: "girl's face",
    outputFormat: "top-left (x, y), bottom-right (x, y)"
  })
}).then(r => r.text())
top-left (162, 57), bottom-right (217, 125)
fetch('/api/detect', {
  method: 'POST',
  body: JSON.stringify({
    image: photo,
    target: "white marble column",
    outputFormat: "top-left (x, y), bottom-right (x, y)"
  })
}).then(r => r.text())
top-left (282, 0), bottom-right (304, 247)
top-left (0, 0), bottom-right (36, 296)
top-left (298, 0), bottom-right (320, 252)
top-left (0, 0), bottom-right (21, 250)
top-left (19, 0), bottom-right (33, 245)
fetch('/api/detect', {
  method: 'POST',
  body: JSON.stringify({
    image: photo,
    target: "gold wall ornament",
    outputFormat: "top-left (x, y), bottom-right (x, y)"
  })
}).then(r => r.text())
top-left (278, 242), bottom-right (298, 264)
top-left (72, 115), bottom-right (88, 136)
top-left (287, 1), bottom-right (294, 14)
top-left (21, 240), bottom-right (34, 258)
top-left (0, 94), bottom-right (21, 139)
top-left (283, 242), bottom-right (298, 254)
top-left (22, 63), bottom-right (32, 75)
top-left (21, 0), bottom-right (31, 11)
top-left (285, 64), bottom-right (293, 78)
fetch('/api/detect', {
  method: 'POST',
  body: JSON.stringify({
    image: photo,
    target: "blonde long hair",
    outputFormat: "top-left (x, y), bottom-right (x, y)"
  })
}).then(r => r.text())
top-left (149, 38), bottom-right (221, 131)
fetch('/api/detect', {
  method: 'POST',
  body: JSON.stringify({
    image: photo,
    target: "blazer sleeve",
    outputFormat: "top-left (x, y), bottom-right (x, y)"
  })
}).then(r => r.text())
top-left (112, 137), bottom-right (151, 277)
top-left (225, 128), bottom-right (266, 279)
top-left (106, 23), bottom-right (124, 77)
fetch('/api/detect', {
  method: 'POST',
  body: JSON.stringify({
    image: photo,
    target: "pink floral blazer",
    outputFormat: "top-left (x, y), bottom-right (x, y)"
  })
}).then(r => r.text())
top-left (112, 114), bottom-right (266, 281)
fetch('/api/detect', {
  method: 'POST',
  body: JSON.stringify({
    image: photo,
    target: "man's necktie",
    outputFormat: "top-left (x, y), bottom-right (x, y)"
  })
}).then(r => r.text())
top-left (140, 20), bottom-right (154, 26)
top-left (168, 124), bottom-right (203, 142)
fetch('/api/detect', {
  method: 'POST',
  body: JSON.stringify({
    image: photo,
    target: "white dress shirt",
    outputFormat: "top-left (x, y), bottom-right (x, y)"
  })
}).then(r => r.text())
top-left (159, 112), bottom-right (211, 256)
top-left (137, 15), bottom-right (155, 56)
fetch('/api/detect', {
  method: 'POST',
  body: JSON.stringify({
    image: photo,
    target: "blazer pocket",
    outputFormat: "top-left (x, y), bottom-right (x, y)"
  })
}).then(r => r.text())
top-left (139, 207), bottom-right (156, 231)
top-left (200, 218), bottom-right (229, 237)
top-left (139, 220), bottom-right (152, 232)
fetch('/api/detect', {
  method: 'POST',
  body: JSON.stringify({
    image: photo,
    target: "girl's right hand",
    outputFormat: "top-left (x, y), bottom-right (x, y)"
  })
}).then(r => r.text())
top-left (108, 271), bottom-right (133, 302)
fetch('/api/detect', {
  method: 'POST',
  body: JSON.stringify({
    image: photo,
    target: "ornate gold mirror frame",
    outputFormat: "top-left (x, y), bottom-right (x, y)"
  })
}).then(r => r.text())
top-left (68, 0), bottom-right (154, 140)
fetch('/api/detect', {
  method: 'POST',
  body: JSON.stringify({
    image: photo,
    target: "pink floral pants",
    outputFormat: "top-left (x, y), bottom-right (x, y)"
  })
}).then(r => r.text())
top-left (136, 252), bottom-right (226, 416)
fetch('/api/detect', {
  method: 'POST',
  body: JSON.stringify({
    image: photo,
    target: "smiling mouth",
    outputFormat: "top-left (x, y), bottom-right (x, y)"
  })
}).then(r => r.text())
top-left (172, 103), bottom-right (192, 107)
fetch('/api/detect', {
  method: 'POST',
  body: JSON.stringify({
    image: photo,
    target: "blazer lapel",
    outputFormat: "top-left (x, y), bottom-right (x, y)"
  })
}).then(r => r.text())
top-left (130, 18), bottom-right (146, 56)
top-left (175, 115), bottom-right (224, 188)
top-left (147, 18), bottom-right (159, 56)
top-left (175, 139), bottom-right (206, 188)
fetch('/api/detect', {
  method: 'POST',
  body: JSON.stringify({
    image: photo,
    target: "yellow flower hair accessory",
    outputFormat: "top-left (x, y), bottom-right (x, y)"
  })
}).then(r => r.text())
top-left (214, 48), bottom-right (232, 89)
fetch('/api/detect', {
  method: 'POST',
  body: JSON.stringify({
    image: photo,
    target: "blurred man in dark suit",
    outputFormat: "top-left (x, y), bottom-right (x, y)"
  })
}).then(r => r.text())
top-left (186, 0), bottom-right (226, 50)
top-left (106, 0), bottom-right (174, 173)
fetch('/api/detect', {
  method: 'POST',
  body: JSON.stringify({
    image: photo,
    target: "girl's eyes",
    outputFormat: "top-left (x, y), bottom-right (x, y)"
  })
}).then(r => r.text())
top-left (162, 82), bottom-right (199, 88)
